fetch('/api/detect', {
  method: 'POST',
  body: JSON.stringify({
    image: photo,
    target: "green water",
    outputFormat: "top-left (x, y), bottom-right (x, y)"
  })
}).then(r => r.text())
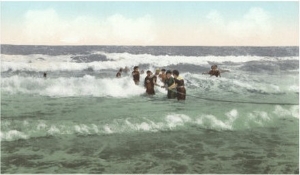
top-left (1, 92), bottom-right (299, 174)
top-left (1, 121), bottom-right (298, 174)
top-left (1, 45), bottom-right (299, 173)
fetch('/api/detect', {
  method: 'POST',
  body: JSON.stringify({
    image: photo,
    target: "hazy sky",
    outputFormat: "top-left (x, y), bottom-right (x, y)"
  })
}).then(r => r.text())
top-left (1, 1), bottom-right (299, 46)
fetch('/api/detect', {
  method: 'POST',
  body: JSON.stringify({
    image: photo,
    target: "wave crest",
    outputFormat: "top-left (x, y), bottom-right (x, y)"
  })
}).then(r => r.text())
top-left (2, 75), bottom-right (145, 97)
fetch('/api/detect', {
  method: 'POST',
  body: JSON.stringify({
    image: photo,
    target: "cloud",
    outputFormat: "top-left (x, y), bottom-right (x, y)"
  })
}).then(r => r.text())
top-left (206, 7), bottom-right (273, 43)
top-left (2, 7), bottom-right (297, 46)
top-left (24, 9), bottom-right (61, 43)
top-left (106, 14), bottom-right (156, 44)
top-left (206, 10), bottom-right (225, 27)
top-left (21, 9), bottom-right (157, 45)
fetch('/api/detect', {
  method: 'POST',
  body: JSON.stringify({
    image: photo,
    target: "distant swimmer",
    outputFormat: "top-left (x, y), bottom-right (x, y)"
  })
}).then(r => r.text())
top-left (163, 70), bottom-right (177, 99)
top-left (116, 68), bottom-right (123, 78)
top-left (207, 61), bottom-right (230, 73)
top-left (43, 72), bottom-right (47, 78)
top-left (144, 70), bottom-right (157, 95)
top-left (173, 70), bottom-right (186, 100)
top-left (132, 66), bottom-right (140, 85)
top-left (203, 65), bottom-right (221, 77)
top-left (159, 69), bottom-right (167, 83)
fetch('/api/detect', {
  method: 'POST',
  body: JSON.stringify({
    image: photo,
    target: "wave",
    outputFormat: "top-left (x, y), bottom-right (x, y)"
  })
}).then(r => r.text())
top-left (1, 75), bottom-right (147, 97)
top-left (182, 72), bottom-right (299, 95)
top-left (2, 72), bottom-right (298, 98)
top-left (2, 45), bottom-right (299, 57)
top-left (1, 53), bottom-right (298, 72)
top-left (1, 106), bottom-right (298, 141)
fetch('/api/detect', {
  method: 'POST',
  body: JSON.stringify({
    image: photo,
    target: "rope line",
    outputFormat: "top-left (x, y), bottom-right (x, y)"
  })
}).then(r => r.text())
top-left (168, 89), bottom-right (298, 106)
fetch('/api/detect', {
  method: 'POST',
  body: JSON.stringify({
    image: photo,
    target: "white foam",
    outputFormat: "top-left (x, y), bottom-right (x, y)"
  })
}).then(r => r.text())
top-left (136, 122), bottom-right (152, 131)
top-left (196, 114), bottom-right (233, 130)
top-left (274, 105), bottom-right (292, 117)
top-left (247, 111), bottom-right (271, 126)
top-left (2, 53), bottom-right (298, 72)
top-left (98, 51), bottom-right (297, 66)
top-left (47, 125), bottom-right (61, 135)
top-left (288, 85), bottom-right (299, 92)
top-left (103, 124), bottom-right (114, 134)
top-left (1, 130), bottom-right (28, 141)
top-left (273, 105), bottom-right (299, 119)
top-left (225, 109), bottom-right (239, 123)
top-left (290, 106), bottom-right (300, 119)
top-left (165, 114), bottom-right (191, 129)
top-left (0, 106), bottom-right (297, 141)
top-left (1, 54), bottom-right (74, 72)
top-left (2, 75), bottom-right (145, 98)
top-left (194, 109), bottom-right (240, 130)
top-left (74, 124), bottom-right (91, 134)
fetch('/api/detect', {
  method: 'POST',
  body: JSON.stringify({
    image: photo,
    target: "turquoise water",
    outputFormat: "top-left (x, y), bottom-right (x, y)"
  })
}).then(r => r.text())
top-left (1, 100), bottom-right (299, 174)
top-left (1, 121), bottom-right (298, 173)
top-left (1, 77), bottom-right (299, 173)
top-left (1, 46), bottom-right (299, 173)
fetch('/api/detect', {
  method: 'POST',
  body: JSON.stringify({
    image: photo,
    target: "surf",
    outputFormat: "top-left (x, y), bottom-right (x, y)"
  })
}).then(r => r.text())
top-left (1, 106), bottom-right (298, 142)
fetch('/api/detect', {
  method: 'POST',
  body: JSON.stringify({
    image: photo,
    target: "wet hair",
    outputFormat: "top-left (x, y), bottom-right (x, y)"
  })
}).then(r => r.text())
top-left (211, 65), bottom-right (218, 69)
top-left (172, 70), bottom-right (179, 76)
top-left (166, 70), bottom-right (172, 74)
top-left (146, 70), bottom-right (151, 74)
top-left (161, 69), bottom-right (166, 72)
top-left (134, 66), bottom-right (139, 70)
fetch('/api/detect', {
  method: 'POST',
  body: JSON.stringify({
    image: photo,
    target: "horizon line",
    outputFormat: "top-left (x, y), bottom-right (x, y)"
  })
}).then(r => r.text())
top-left (1, 44), bottom-right (299, 47)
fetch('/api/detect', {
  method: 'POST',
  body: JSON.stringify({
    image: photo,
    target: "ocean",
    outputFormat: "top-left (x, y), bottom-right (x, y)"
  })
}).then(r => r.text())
top-left (1, 45), bottom-right (299, 174)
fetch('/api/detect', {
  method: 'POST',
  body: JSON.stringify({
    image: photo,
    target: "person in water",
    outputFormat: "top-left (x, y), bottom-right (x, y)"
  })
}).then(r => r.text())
top-left (163, 70), bottom-right (177, 99)
top-left (144, 70), bottom-right (157, 95)
top-left (203, 65), bottom-right (221, 77)
top-left (172, 70), bottom-right (186, 100)
top-left (116, 68), bottom-right (123, 78)
top-left (159, 69), bottom-right (167, 83)
top-left (132, 66), bottom-right (140, 85)
top-left (155, 68), bottom-right (160, 76)
top-left (43, 72), bottom-right (47, 78)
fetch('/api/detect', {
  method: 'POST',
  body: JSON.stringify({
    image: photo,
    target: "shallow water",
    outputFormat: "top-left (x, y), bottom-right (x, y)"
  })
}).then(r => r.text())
top-left (1, 119), bottom-right (298, 174)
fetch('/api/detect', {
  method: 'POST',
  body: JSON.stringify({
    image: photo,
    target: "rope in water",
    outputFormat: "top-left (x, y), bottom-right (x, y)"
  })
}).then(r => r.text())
top-left (168, 89), bottom-right (299, 106)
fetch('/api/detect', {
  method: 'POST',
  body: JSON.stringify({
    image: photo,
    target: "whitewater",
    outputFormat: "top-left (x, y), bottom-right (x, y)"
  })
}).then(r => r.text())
top-left (1, 45), bottom-right (299, 174)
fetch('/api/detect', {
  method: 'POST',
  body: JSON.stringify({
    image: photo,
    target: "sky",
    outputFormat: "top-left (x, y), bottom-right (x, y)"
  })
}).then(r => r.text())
top-left (1, 1), bottom-right (299, 46)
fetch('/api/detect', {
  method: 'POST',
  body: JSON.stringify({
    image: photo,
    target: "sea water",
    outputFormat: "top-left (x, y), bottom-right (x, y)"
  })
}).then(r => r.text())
top-left (1, 45), bottom-right (299, 173)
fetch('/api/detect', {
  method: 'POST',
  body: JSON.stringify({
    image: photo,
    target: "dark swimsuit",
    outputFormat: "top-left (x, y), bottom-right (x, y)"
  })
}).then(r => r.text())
top-left (208, 70), bottom-right (220, 77)
top-left (164, 77), bottom-right (177, 99)
top-left (144, 76), bottom-right (155, 95)
top-left (175, 78), bottom-right (186, 100)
